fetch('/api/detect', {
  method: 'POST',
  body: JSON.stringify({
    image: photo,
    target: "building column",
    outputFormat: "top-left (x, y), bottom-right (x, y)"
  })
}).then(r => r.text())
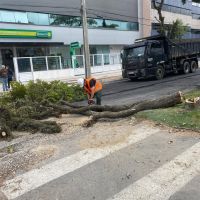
top-left (138, 0), bottom-right (152, 38)
top-left (12, 47), bottom-right (17, 58)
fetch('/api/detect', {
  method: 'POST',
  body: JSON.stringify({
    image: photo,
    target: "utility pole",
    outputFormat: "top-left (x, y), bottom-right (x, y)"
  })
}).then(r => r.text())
top-left (81, 0), bottom-right (91, 78)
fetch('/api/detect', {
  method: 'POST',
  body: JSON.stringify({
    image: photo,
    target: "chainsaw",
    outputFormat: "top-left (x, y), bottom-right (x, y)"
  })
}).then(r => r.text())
top-left (88, 99), bottom-right (95, 105)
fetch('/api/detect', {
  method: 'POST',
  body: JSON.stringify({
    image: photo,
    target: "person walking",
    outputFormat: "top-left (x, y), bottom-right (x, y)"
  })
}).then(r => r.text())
top-left (0, 65), bottom-right (8, 92)
top-left (6, 65), bottom-right (13, 90)
top-left (77, 77), bottom-right (103, 105)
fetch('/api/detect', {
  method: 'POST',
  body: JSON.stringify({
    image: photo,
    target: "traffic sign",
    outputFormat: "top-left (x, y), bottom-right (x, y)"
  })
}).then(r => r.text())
top-left (70, 42), bottom-right (81, 48)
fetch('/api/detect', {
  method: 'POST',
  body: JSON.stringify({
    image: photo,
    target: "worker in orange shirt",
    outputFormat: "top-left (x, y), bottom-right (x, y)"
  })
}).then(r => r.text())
top-left (77, 77), bottom-right (102, 105)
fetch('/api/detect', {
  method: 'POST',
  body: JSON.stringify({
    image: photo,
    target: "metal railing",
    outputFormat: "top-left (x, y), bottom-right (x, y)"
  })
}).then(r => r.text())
top-left (72, 53), bottom-right (121, 68)
top-left (13, 53), bottom-right (121, 82)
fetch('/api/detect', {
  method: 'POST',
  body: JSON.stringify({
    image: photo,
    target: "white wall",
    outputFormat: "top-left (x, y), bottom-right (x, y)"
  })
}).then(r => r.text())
top-left (0, 23), bottom-right (140, 46)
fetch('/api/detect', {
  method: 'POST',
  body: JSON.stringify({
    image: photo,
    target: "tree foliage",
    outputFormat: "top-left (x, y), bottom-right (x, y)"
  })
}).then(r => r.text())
top-left (166, 19), bottom-right (189, 39)
top-left (152, 0), bottom-right (189, 38)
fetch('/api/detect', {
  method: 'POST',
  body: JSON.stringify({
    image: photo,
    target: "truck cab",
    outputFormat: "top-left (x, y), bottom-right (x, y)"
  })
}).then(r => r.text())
top-left (122, 39), bottom-right (167, 80)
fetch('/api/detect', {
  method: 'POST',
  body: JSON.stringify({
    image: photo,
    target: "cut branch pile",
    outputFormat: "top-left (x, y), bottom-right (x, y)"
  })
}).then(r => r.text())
top-left (0, 92), bottom-right (183, 139)
top-left (185, 97), bottom-right (200, 109)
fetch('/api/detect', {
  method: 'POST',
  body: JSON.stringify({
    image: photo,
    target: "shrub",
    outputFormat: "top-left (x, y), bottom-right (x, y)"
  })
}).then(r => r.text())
top-left (5, 80), bottom-right (85, 104)
top-left (10, 82), bottom-right (27, 100)
top-left (26, 80), bottom-right (51, 102)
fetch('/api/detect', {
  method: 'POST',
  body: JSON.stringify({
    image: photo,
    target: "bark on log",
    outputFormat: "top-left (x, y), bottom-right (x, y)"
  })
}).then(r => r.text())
top-left (59, 100), bottom-right (84, 108)
top-left (83, 92), bottom-right (182, 127)
top-left (52, 101), bottom-right (142, 114)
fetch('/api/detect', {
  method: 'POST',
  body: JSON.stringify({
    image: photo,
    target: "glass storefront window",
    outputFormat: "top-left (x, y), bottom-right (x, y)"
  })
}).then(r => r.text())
top-left (49, 14), bottom-right (81, 27)
top-left (27, 12), bottom-right (39, 25)
top-left (28, 12), bottom-right (49, 25)
top-left (38, 13), bottom-right (50, 25)
top-left (0, 10), bottom-right (15, 23)
top-left (14, 12), bottom-right (28, 23)
top-left (0, 9), bottom-right (139, 31)
top-left (0, 10), bottom-right (28, 23)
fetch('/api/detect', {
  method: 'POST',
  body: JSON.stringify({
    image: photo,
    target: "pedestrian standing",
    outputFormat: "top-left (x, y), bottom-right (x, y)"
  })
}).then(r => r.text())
top-left (0, 65), bottom-right (8, 92)
top-left (77, 77), bottom-right (103, 105)
top-left (6, 65), bottom-right (13, 89)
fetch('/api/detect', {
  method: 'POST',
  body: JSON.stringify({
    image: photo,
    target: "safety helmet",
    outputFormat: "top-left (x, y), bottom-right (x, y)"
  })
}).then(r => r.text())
top-left (77, 78), bottom-right (84, 87)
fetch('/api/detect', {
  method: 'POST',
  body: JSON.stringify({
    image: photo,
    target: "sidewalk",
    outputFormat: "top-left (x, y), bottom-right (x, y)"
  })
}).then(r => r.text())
top-left (65, 70), bottom-right (122, 84)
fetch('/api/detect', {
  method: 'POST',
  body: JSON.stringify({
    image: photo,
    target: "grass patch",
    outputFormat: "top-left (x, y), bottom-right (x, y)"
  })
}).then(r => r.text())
top-left (136, 90), bottom-right (200, 132)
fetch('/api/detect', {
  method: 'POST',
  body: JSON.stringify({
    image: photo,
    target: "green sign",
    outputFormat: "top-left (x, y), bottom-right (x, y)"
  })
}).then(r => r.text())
top-left (0, 29), bottom-right (52, 39)
top-left (70, 42), bottom-right (81, 48)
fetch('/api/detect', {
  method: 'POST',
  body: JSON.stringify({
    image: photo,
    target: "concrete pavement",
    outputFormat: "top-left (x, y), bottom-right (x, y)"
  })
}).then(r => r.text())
top-left (1, 122), bottom-right (200, 200)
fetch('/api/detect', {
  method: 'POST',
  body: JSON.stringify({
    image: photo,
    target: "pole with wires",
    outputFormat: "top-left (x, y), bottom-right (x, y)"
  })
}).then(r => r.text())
top-left (81, 0), bottom-right (91, 78)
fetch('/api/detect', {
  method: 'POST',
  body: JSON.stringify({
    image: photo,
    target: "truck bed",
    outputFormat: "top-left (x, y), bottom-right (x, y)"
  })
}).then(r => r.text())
top-left (170, 38), bottom-right (200, 58)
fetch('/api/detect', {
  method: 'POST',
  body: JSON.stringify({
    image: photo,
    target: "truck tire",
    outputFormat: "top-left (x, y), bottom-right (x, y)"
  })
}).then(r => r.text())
top-left (183, 61), bottom-right (190, 74)
top-left (190, 61), bottom-right (198, 73)
top-left (155, 65), bottom-right (165, 80)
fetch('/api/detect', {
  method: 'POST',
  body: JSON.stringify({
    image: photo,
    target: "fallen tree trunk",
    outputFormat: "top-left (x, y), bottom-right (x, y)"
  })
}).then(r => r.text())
top-left (50, 100), bottom-right (146, 114)
top-left (59, 100), bottom-right (140, 112)
top-left (0, 92), bottom-right (183, 138)
top-left (83, 92), bottom-right (182, 127)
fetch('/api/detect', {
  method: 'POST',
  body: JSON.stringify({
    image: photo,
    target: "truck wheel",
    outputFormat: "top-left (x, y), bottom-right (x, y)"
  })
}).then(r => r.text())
top-left (155, 66), bottom-right (165, 80)
top-left (183, 61), bottom-right (190, 74)
top-left (190, 61), bottom-right (198, 73)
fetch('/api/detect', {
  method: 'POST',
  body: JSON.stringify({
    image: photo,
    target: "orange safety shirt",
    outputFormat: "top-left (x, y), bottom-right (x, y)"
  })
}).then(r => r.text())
top-left (84, 78), bottom-right (102, 95)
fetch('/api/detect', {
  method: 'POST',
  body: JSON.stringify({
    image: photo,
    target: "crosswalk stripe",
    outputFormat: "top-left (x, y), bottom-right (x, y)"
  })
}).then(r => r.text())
top-left (1, 126), bottom-right (160, 200)
top-left (107, 141), bottom-right (200, 200)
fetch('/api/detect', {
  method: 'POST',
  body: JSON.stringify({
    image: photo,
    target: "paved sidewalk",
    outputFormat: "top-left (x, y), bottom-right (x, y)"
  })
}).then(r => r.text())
top-left (64, 70), bottom-right (122, 84)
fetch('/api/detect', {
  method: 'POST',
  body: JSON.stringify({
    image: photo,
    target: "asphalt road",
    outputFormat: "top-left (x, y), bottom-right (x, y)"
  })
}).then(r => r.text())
top-left (102, 70), bottom-right (200, 105)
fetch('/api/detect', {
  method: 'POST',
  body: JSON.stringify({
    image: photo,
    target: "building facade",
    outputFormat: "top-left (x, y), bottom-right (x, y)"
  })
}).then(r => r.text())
top-left (0, 0), bottom-right (199, 79)
top-left (142, 0), bottom-right (200, 38)
top-left (0, 0), bottom-right (140, 72)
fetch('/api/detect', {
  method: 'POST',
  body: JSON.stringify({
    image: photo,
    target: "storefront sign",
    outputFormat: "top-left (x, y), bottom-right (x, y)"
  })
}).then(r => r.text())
top-left (0, 29), bottom-right (52, 39)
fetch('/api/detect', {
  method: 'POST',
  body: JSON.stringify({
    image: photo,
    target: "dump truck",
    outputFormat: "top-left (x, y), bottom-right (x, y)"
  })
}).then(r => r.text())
top-left (121, 35), bottom-right (200, 80)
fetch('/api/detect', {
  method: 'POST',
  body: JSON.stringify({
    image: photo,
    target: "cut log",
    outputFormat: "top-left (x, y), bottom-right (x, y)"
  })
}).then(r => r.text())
top-left (185, 97), bottom-right (200, 109)
top-left (0, 124), bottom-right (12, 139)
top-left (51, 101), bottom-right (144, 114)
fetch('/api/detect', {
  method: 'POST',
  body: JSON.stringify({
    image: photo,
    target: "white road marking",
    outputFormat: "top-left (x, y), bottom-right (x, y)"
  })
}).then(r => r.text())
top-left (107, 141), bottom-right (200, 200)
top-left (1, 126), bottom-right (159, 199)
